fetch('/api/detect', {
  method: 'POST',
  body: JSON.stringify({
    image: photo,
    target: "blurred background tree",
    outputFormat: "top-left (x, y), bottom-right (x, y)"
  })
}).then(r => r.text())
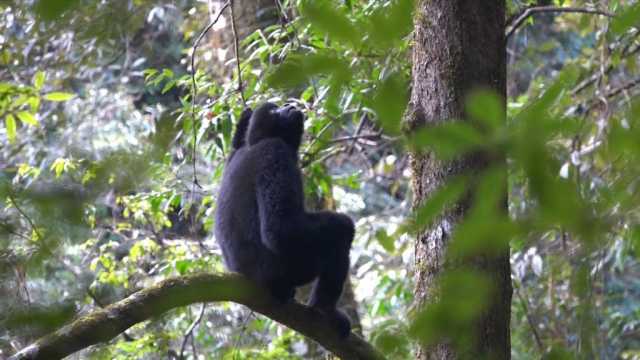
top-left (1, 0), bottom-right (640, 359)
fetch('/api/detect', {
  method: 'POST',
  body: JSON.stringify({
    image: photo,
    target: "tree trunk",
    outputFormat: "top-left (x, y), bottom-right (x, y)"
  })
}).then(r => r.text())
top-left (408, 1), bottom-right (512, 359)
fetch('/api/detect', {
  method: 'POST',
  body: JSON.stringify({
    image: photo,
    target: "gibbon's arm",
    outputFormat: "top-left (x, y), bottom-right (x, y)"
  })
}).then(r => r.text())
top-left (231, 108), bottom-right (253, 150)
top-left (254, 140), bottom-right (302, 254)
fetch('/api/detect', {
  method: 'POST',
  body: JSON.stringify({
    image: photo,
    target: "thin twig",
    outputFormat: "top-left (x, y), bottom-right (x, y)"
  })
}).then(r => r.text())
top-left (583, 76), bottom-right (640, 114)
top-left (229, 0), bottom-right (247, 106)
top-left (301, 120), bottom-right (334, 164)
top-left (301, 147), bottom-right (346, 168)
top-left (572, 43), bottom-right (640, 95)
top-left (231, 310), bottom-right (255, 360)
top-left (179, 303), bottom-right (206, 360)
top-left (190, 1), bottom-right (231, 187)
top-left (572, 30), bottom-right (640, 95)
top-left (328, 133), bottom-right (382, 145)
top-left (273, 0), bottom-right (319, 101)
top-left (514, 281), bottom-right (544, 353)
top-left (7, 194), bottom-right (42, 241)
top-left (347, 113), bottom-right (368, 155)
top-left (506, 6), bottom-right (614, 39)
top-left (604, 76), bottom-right (640, 98)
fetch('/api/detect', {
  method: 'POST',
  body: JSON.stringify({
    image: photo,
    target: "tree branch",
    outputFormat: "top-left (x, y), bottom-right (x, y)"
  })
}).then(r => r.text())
top-left (571, 41), bottom-right (640, 96)
top-left (9, 273), bottom-right (385, 360)
top-left (506, 6), bottom-right (614, 39)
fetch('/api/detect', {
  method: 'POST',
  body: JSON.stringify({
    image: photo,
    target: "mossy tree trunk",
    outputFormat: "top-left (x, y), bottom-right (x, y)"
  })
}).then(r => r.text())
top-left (407, 1), bottom-right (512, 359)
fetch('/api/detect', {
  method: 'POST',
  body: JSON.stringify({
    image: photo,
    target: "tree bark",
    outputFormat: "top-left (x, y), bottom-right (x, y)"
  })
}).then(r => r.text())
top-left (9, 273), bottom-right (383, 360)
top-left (408, 1), bottom-right (512, 359)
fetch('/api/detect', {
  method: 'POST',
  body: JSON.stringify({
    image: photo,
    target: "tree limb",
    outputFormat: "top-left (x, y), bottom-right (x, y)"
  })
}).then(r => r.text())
top-left (9, 273), bottom-right (385, 360)
top-left (506, 6), bottom-right (614, 39)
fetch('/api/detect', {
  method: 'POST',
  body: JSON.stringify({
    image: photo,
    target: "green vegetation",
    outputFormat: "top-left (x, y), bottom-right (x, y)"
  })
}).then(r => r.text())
top-left (1, 0), bottom-right (640, 358)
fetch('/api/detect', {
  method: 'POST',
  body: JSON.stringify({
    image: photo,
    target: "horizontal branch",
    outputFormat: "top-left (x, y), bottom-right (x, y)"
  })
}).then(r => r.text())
top-left (580, 76), bottom-right (640, 115)
top-left (9, 273), bottom-right (385, 360)
top-left (571, 42), bottom-right (640, 96)
top-left (506, 6), bottom-right (614, 39)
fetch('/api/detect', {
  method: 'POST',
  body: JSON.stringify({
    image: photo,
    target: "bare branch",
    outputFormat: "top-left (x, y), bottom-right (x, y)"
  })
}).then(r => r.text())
top-left (9, 273), bottom-right (385, 360)
top-left (506, 6), bottom-right (614, 39)
top-left (190, 1), bottom-right (231, 187)
top-left (179, 303), bottom-right (205, 359)
top-left (229, 0), bottom-right (247, 106)
top-left (572, 35), bottom-right (640, 96)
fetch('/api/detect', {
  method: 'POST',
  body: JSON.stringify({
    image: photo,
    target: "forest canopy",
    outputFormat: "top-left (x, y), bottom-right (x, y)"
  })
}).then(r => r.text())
top-left (2, 0), bottom-right (640, 359)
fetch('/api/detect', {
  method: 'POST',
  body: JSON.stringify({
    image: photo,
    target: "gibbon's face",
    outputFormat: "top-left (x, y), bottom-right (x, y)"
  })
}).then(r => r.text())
top-left (247, 102), bottom-right (304, 150)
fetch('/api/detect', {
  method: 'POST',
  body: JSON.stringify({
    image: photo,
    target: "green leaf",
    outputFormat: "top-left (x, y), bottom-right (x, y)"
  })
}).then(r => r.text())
top-left (175, 260), bottom-right (192, 275)
top-left (50, 158), bottom-right (69, 178)
top-left (143, 68), bottom-right (159, 81)
top-left (161, 80), bottom-right (176, 94)
top-left (28, 96), bottom-right (41, 113)
top-left (33, 71), bottom-right (45, 90)
top-left (366, 0), bottom-right (415, 49)
top-left (44, 92), bottom-right (74, 101)
top-left (466, 89), bottom-right (504, 131)
top-left (514, 65), bottom-right (579, 125)
top-left (611, 3), bottom-right (640, 35)
top-left (17, 111), bottom-right (38, 127)
top-left (375, 229), bottom-right (395, 252)
top-left (448, 167), bottom-right (516, 257)
top-left (1, 49), bottom-right (9, 65)
top-left (409, 271), bottom-right (492, 347)
top-left (409, 122), bottom-right (486, 159)
top-left (411, 176), bottom-right (468, 231)
top-left (34, 0), bottom-right (80, 20)
top-left (267, 53), bottom-right (349, 89)
top-left (5, 114), bottom-right (16, 143)
top-left (370, 72), bottom-right (409, 135)
top-left (299, 0), bottom-right (361, 45)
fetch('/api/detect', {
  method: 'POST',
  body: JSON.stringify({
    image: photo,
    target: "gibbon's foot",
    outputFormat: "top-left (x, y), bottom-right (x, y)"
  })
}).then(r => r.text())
top-left (311, 305), bottom-right (351, 338)
top-left (271, 286), bottom-right (296, 305)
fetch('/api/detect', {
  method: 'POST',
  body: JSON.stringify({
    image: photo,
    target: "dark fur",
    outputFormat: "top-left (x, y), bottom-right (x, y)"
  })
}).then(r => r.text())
top-left (215, 103), bottom-right (354, 337)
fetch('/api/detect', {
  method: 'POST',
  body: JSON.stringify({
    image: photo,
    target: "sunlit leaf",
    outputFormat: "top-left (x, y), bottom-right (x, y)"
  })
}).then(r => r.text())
top-left (1, 49), bottom-right (9, 65)
top-left (50, 158), bottom-right (76, 178)
top-left (17, 111), bottom-right (38, 126)
top-left (375, 229), bottom-right (395, 252)
top-left (44, 92), bottom-right (74, 101)
top-left (33, 71), bottom-right (45, 90)
top-left (175, 259), bottom-right (193, 275)
top-left (5, 114), bottom-right (16, 143)
top-left (28, 96), bottom-right (41, 113)
top-left (161, 80), bottom-right (176, 94)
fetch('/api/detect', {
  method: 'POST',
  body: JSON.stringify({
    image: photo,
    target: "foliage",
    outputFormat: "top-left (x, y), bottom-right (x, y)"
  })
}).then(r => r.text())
top-left (1, 0), bottom-right (640, 359)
